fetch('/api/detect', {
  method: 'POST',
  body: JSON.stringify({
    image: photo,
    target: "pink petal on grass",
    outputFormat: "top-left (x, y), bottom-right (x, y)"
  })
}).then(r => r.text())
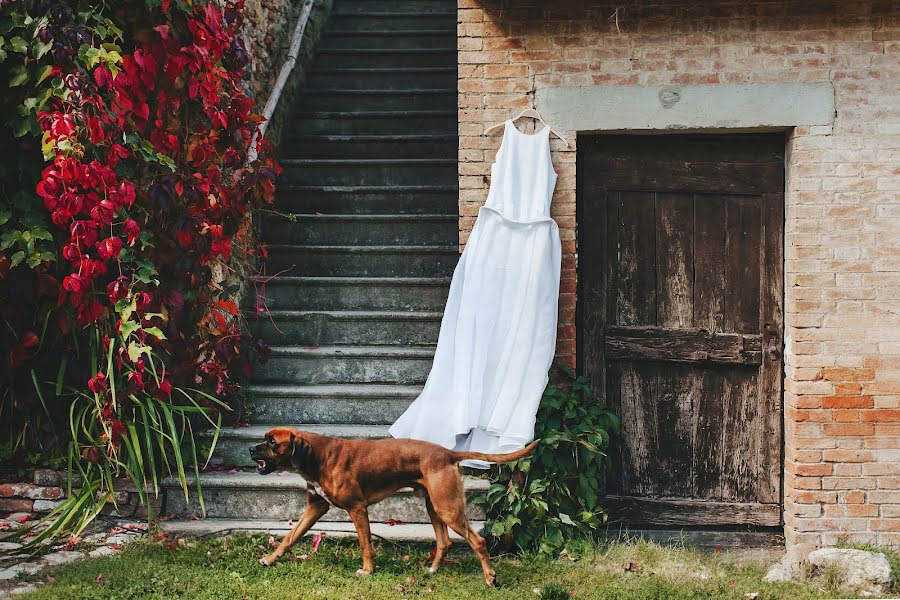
top-left (311, 532), bottom-right (325, 552)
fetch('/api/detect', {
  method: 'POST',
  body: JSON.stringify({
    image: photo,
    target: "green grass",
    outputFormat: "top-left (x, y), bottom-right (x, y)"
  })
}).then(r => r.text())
top-left (9, 534), bottom-right (869, 600)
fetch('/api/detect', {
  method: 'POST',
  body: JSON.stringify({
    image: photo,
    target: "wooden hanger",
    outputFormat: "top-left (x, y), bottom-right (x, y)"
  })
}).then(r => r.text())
top-left (483, 107), bottom-right (569, 147)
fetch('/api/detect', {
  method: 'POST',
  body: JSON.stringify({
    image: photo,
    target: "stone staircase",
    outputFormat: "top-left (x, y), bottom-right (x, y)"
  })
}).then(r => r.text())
top-left (160, 0), bottom-right (479, 537)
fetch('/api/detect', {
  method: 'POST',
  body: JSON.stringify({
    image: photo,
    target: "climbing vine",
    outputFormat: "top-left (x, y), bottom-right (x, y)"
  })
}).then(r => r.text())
top-left (0, 0), bottom-right (274, 534)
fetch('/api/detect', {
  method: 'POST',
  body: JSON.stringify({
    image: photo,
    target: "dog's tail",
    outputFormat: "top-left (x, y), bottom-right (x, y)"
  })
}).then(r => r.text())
top-left (451, 440), bottom-right (538, 465)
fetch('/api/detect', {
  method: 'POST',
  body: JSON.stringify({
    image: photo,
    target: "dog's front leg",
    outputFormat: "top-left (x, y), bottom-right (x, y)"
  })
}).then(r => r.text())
top-left (260, 494), bottom-right (330, 566)
top-left (348, 507), bottom-right (375, 575)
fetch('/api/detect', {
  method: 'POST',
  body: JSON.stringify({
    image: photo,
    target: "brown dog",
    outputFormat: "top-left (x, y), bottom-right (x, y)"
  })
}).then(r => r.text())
top-left (249, 427), bottom-right (537, 586)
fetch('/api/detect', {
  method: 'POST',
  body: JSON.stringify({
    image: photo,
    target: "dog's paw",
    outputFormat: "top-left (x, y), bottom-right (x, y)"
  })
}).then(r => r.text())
top-left (355, 568), bottom-right (372, 576)
top-left (428, 566), bottom-right (439, 574)
top-left (259, 554), bottom-right (277, 567)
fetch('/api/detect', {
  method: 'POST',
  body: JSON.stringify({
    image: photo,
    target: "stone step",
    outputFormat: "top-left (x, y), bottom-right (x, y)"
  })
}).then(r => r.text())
top-left (328, 14), bottom-right (455, 32)
top-left (315, 48), bottom-right (457, 69)
top-left (281, 132), bottom-right (456, 159)
top-left (333, 1), bottom-right (457, 16)
top-left (273, 185), bottom-right (458, 214)
top-left (264, 245), bottom-right (458, 277)
top-left (162, 470), bottom-right (486, 522)
top-left (296, 89), bottom-right (456, 114)
top-left (281, 133), bottom-right (457, 159)
top-left (203, 423), bottom-right (390, 467)
top-left (279, 158), bottom-right (457, 187)
top-left (319, 29), bottom-right (456, 51)
top-left (245, 383), bottom-right (421, 424)
top-left (248, 309), bottom-right (442, 346)
top-left (252, 344), bottom-right (435, 384)
top-left (308, 67), bottom-right (456, 90)
top-left (261, 213), bottom-right (457, 245)
top-left (159, 519), bottom-right (482, 541)
top-left (251, 276), bottom-right (450, 311)
top-left (290, 110), bottom-right (456, 135)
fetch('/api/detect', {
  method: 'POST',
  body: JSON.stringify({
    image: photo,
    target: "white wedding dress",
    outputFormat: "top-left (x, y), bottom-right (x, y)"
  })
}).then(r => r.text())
top-left (388, 120), bottom-right (561, 468)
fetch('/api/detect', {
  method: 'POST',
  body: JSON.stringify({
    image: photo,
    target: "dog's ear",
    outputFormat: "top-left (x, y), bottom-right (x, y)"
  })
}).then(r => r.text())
top-left (290, 433), bottom-right (319, 479)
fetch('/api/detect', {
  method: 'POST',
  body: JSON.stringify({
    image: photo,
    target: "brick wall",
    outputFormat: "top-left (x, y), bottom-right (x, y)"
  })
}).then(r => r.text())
top-left (458, 0), bottom-right (900, 553)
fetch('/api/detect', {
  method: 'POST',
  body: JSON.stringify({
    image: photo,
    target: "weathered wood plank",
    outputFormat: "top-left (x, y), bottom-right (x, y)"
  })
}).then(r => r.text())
top-left (605, 326), bottom-right (762, 365)
top-left (757, 192), bottom-right (785, 505)
top-left (651, 366), bottom-right (697, 497)
top-left (607, 363), bottom-right (657, 496)
top-left (609, 191), bottom-right (656, 327)
top-left (577, 171), bottom-right (607, 405)
top-left (603, 495), bottom-right (782, 527)
top-left (600, 528), bottom-right (785, 549)
top-left (694, 194), bottom-right (727, 332)
top-left (584, 134), bottom-right (785, 195)
top-left (720, 372), bottom-right (760, 502)
top-left (694, 367), bottom-right (727, 499)
top-left (655, 193), bottom-right (694, 329)
top-left (724, 196), bottom-right (762, 333)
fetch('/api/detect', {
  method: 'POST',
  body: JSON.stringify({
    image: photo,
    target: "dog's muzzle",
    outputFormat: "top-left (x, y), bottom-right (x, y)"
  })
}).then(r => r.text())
top-left (249, 445), bottom-right (276, 475)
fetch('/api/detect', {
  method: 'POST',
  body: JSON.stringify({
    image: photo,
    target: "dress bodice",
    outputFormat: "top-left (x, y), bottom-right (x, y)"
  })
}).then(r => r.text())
top-left (483, 120), bottom-right (558, 222)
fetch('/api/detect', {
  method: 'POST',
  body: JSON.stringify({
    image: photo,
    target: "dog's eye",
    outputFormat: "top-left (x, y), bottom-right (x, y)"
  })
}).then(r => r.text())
top-left (267, 437), bottom-right (275, 446)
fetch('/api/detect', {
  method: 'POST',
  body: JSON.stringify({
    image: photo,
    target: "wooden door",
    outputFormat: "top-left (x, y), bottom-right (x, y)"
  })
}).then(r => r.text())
top-left (578, 134), bottom-right (785, 527)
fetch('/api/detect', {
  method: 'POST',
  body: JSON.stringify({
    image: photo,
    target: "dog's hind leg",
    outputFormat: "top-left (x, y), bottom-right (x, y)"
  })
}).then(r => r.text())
top-left (425, 496), bottom-right (451, 573)
top-left (259, 494), bottom-right (329, 566)
top-left (348, 506), bottom-right (376, 575)
top-left (427, 470), bottom-right (497, 587)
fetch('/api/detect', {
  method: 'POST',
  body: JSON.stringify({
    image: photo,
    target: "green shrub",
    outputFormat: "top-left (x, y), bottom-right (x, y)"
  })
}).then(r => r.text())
top-left (474, 367), bottom-right (619, 554)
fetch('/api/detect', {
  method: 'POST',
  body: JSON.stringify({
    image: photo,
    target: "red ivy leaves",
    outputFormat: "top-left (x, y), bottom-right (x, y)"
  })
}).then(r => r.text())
top-left (31, 0), bottom-right (276, 430)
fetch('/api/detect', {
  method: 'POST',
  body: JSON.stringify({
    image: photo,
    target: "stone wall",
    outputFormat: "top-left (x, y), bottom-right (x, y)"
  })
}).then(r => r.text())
top-left (458, 0), bottom-right (900, 554)
top-left (243, 0), bottom-right (333, 148)
top-left (0, 470), bottom-right (157, 519)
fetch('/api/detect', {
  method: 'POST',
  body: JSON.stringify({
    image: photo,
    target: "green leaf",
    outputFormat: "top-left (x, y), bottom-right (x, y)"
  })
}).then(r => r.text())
top-left (9, 36), bottom-right (28, 53)
top-left (35, 64), bottom-right (53, 84)
top-left (9, 64), bottom-right (29, 87)
top-left (143, 327), bottom-right (167, 341)
top-left (119, 320), bottom-right (140, 340)
top-left (126, 342), bottom-right (151, 363)
top-left (10, 250), bottom-right (25, 267)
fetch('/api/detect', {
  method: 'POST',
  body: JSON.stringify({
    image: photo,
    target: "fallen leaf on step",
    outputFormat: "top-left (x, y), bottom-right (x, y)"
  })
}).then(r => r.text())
top-left (384, 519), bottom-right (406, 526)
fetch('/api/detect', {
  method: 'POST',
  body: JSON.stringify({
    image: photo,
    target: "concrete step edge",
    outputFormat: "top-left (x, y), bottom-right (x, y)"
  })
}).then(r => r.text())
top-left (245, 383), bottom-right (423, 398)
top-left (266, 244), bottom-right (458, 254)
top-left (318, 48), bottom-right (456, 55)
top-left (285, 135), bottom-right (456, 142)
top-left (332, 11), bottom-right (456, 15)
top-left (201, 423), bottom-right (390, 441)
top-left (277, 184), bottom-right (457, 192)
top-left (311, 67), bottom-right (456, 74)
top-left (250, 276), bottom-right (451, 286)
top-left (300, 88), bottom-right (455, 96)
top-left (158, 519), bottom-right (483, 540)
top-left (280, 158), bottom-right (456, 166)
top-left (247, 310), bottom-right (443, 320)
top-left (293, 110), bottom-right (455, 118)
top-left (162, 470), bottom-right (489, 492)
top-left (270, 213), bottom-right (457, 221)
top-left (266, 345), bottom-right (436, 358)
top-left (326, 29), bottom-right (456, 35)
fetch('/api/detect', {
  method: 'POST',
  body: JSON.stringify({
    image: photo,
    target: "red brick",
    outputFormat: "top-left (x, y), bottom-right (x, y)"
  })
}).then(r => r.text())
top-left (821, 396), bottom-right (875, 409)
top-left (0, 499), bottom-right (34, 512)
top-left (823, 423), bottom-right (876, 437)
top-left (860, 409), bottom-right (900, 422)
